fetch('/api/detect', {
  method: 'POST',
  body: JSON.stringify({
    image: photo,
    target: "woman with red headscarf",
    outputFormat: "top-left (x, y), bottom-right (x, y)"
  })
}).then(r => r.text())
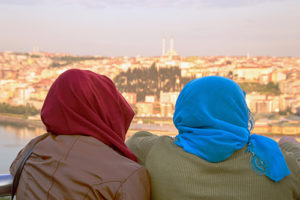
top-left (10, 69), bottom-right (150, 200)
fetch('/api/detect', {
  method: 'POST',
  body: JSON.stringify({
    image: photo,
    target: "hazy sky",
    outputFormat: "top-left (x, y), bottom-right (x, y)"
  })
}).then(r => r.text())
top-left (0, 0), bottom-right (300, 57)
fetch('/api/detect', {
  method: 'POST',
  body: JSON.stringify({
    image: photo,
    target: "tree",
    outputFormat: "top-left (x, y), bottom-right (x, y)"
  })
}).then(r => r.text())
top-left (113, 64), bottom-right (193, 102)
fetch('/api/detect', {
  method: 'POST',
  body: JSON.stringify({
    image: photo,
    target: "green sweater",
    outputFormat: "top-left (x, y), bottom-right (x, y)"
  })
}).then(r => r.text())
top-left (126, 131), bottom-right (300, 200)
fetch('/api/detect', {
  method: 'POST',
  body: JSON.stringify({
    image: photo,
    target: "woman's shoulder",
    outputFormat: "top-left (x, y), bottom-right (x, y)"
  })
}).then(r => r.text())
top-left (126, 131), bottom-right (174, 165)
top-left (126, 131), bottom-right (174, 150)
top-left (279, 141), bottom-right (300, 189)
top-left (280, 141), bottom-right (300, 169)
top-left (126, 131), bottom-right (159, 146)
top-left (128, 131), bottom-right (160, 139)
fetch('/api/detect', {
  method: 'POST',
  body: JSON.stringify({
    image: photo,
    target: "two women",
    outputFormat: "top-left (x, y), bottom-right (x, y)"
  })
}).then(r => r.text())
top-left (127, 76), bottom-right (300, 200)
top-left (10, 69), bottom-right (150, 200)
top-left (11, 72), bottom-right (300, 200)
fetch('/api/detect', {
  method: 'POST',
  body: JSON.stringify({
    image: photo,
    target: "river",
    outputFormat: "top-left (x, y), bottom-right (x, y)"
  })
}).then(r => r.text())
top-left (0, 123), bottom-right (45, 173)
top-left (1, 122), bottom-right (299, 174)
top-left (0, 120), bottom-right (179, 173)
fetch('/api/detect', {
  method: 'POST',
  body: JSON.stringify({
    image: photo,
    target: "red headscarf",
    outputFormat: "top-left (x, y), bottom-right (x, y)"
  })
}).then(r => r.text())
top-left (41, 69), bottom-right (137, 162)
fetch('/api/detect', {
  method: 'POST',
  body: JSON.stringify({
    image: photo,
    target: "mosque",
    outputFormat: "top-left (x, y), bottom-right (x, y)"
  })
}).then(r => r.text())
top-left (161, 35), bottom-right (179, 58)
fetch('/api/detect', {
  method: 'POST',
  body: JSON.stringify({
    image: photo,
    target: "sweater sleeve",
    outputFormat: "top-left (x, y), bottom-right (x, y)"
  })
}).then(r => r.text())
top-left (126, 131), bottom-right (159, 166)
top-left (280, 141), bottom-right (300, 200)
top-left (280, 141), bottom-right (300, 167)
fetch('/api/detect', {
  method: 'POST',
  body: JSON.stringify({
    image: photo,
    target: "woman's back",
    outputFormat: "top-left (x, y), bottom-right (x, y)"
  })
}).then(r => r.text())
top-left (9, 69), bottom-right (150, 200)
top-left (127, 131), bottom-right (300, 200)
top-left (11, 133), bottom-right (150, 200)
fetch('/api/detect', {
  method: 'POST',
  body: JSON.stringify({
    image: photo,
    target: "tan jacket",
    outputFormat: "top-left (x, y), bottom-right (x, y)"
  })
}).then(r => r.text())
top-left (10, 133), bottom-right (150, 200)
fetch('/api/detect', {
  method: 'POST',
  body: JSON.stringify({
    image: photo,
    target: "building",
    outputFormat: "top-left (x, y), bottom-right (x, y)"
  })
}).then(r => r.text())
top-left (160, 103), bottom-right (174, 117)
top-left (160, 91), bottom-right (179, 106)
top-left (122, 92), bottom-right (137, 105)
top-left (145, 95), bottom-right (156, 103)
top-left (136, 102), bottom-right (154, 117)
top-left (246, 92), bottom-right (280, 113)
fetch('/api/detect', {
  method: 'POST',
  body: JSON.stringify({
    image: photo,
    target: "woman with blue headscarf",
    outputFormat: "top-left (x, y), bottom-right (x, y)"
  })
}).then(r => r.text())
top-left (127, 76), bottom-right (300, 200)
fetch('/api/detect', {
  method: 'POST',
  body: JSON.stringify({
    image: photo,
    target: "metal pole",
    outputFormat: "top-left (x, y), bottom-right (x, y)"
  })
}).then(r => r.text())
top-left (0, 174), bottom-right (13, 197)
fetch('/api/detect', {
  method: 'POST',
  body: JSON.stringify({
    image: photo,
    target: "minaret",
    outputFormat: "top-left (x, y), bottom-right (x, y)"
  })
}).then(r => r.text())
top-left (247, 52), bottom-right (250, 59)
top-left (162, 35), bottom-right (166, 56)
top-left (170, 36), bottom-right (174, 52)
top-left (32, 46), bottom-right (40, 52)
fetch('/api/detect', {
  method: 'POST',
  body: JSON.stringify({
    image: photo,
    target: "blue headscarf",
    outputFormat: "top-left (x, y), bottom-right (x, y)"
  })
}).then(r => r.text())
top-left (173, 76), bottom-right (290, 182)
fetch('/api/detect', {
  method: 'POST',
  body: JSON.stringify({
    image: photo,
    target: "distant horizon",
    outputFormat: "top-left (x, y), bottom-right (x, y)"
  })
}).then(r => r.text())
top-left (2, 50), bottom-right (300, 58)
top-left (1, 0), bottom-right (300, 57)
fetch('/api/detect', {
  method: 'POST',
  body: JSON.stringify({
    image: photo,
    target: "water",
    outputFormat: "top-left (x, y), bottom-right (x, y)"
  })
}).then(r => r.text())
top-left (1, 122), bottom-right (299, 174)
top-left (0, 123), bottom-right (45, 173)
top-left (0, 122), bottom-right (176, 174)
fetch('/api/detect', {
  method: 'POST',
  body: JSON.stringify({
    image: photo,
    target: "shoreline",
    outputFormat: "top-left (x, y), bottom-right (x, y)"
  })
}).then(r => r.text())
top-left (0, 113), bottom-right (300, 138)
top-left (0, 114), bottom-right (44, 128)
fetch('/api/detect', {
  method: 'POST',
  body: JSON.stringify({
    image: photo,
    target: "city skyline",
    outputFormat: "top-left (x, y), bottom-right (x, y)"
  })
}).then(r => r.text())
top-left (1, 0), bottom-right (300, 57)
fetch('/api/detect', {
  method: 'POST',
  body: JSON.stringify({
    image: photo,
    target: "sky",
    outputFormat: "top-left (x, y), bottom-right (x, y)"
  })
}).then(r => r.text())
top-left (0, 0), bottom-right (300, 57)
